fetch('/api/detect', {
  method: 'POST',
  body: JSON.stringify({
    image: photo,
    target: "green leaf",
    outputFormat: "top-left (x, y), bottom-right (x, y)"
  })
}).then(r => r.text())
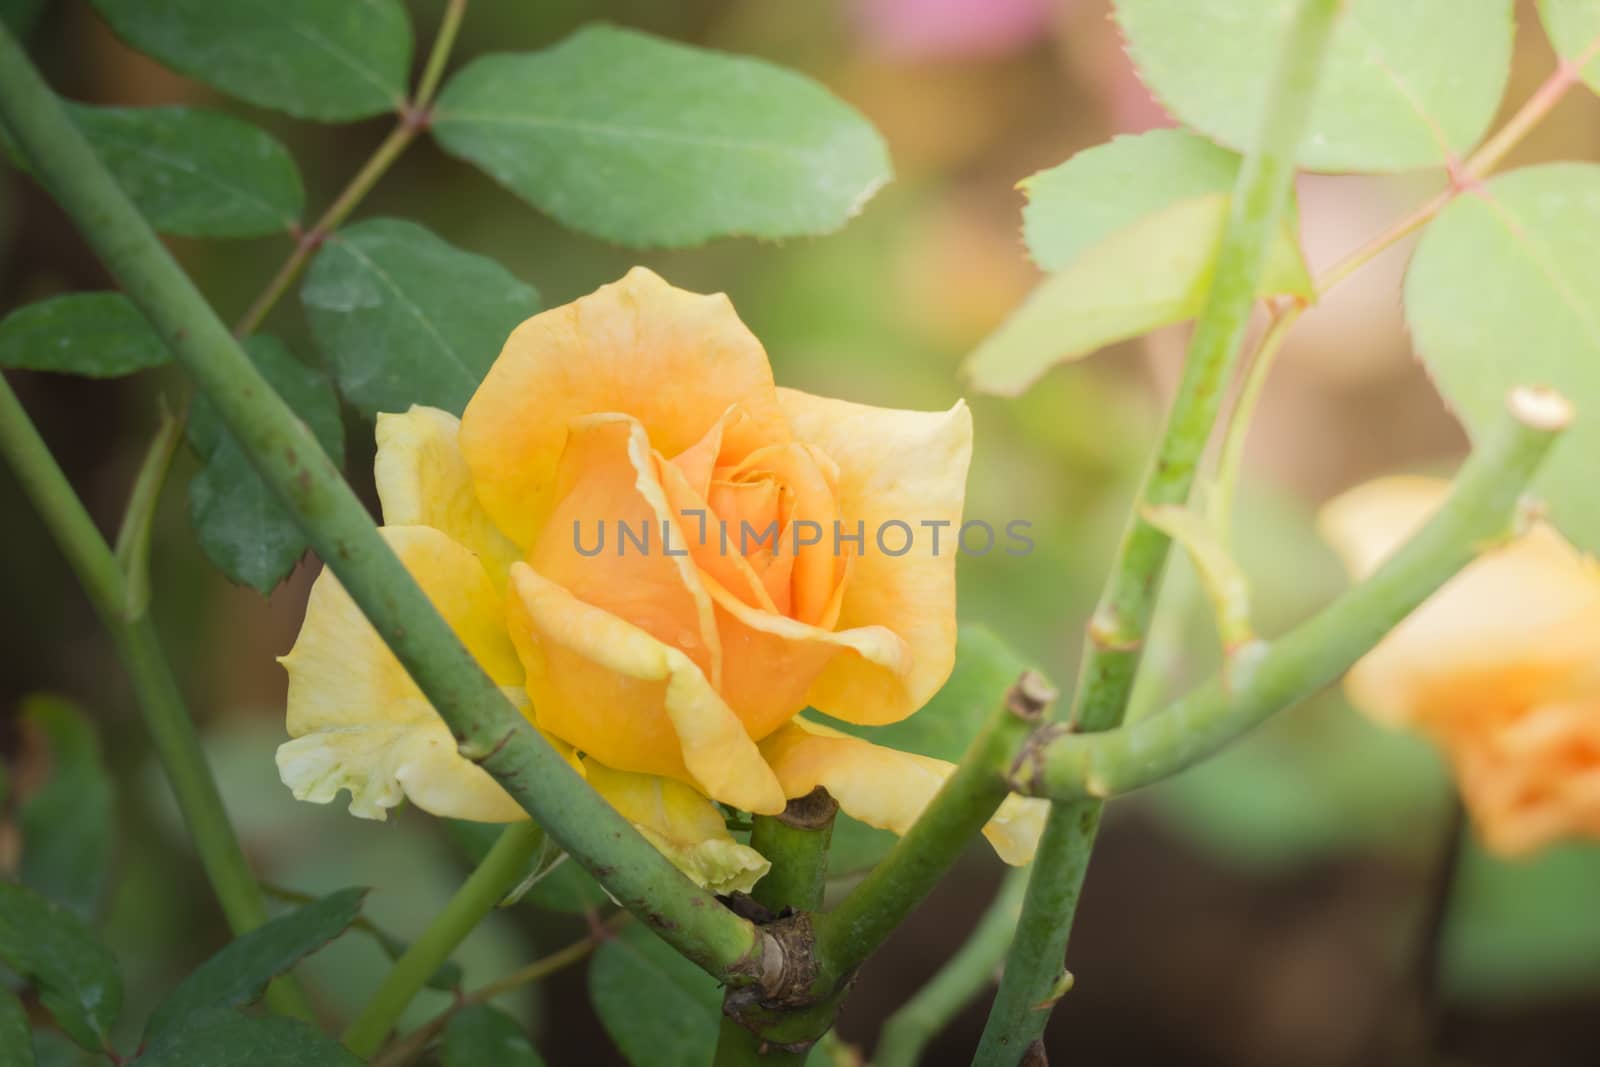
top-left (187, 335), bottom-right (344, 592)
top-left (144, 888), bottom-right (366, 1040)
top-left (1404, 162), bottom-right (1600, 552)
top-left (27, 1031), bottom-right (92, 1067)
top-left (0, 293), bottom-right (167, 377)
top-left (0, 882), bottom-right (121, 1052)
top-left (965, 131), bottom-right (1312, 397)
top-left (587, 925), bottom-right (722, 1067)
top-left (815, 626), bottom-right (1033, 877)
top-left (88, 0), bottom-right (411, 122)
top-left (135, 1010), bottom-right (363, 1066)
top-left (1446, 840), bottom-right (1600, 1001)
top-left (1022, 130), bottom-right (1249, 271)
top-left (1114, 0), bottom-right (1514, 172)
top-left (432, 24), bottom-right (892, 247)
top-left (0, 989), bottom-right (37, 1067)
top-left (17, 695), bottom-right (114, 919)
top-left (1538, 0), bottom-right (1600, 98)
top-left (442, 1004), bottom-right (547, 1067)
top-left (300, 218), bottom-right (540, 418)
top-left (69, 106), bottom-right (302, 237)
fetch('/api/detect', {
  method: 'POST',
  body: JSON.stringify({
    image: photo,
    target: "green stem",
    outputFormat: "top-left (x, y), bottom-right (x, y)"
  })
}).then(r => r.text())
top-left (976, 4), bottom-right (1340, 1062)
top-left (1209, 305), bottom-right (1297, 540)
top-left (0, 22), bottom-right (759, 983)
top-left (815, 674), bottom-right (1054, 984)
top-left (232, 0), bottom-right (464, 337)
top-left (343, 821), bottom-right (543, 1058)
top-left (232, 118), bottom-right (420, 337)
top-left (750, 787), bottom-right (837, 914)
top-left (1015, 389), bottom-right (1570, 799)
top-left (413, 0), bottom-right (468, 110)
top-left (1211, 39), bottom-right (1596, 538)
top-left (0, 373), bottom-right (314, 1020)
top-left (715, 790), bottom-right (839, 1066)
top-left (112, 393), bottom-right (186, 619)
top-left (874, 868), bottom-right (1030, 1067)
top-left (372, 914), bottom-right (628, 1067)
top-left (0, 377), bottom-right (127, 618)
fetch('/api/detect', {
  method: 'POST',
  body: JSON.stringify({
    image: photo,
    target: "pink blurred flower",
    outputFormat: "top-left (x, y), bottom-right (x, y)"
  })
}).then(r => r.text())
top-left (852, 0), bottom-right (1057, 60)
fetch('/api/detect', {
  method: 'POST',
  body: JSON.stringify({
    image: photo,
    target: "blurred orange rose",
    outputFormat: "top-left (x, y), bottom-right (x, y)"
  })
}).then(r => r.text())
top-left (1320, 476), bottom-right (1600, 856)
top-left (276, 268), bottom-right (1045, 890)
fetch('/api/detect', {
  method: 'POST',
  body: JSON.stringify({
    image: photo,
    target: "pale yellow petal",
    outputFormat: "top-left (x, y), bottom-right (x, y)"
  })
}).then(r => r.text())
top-left (507, 562), bottom-right (786, 815)
top-left (758, 718), bottom-right (1046, 865)
top-left (776, 390), bottom-right (973, 725)
top-left (460, 267), bottom-right (789, 545)
top-left (278, 525), bottom-right (529, 820)
top-left (374, 406), bottom-right (521, 584)
top-left (583, 760), bottom-right (770, 893)
top-left (277, 691), bottom-right (537, 822)
top-left (1318, 476), bottom-right (1600, 728)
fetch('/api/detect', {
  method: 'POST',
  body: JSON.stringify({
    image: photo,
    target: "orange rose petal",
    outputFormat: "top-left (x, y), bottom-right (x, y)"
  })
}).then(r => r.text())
top-left (727, 442), bottom-right (841, 626)
top-left (1320, 476), bottom-right (1600, 730)
top-left (777, 389), bottom-right (973, 725)
top-left (529, 413), bottom-right (721, 689)
top-left (708, 477), bottom-right (795, 616)
top-left (702, 575), bottom-right (910, 743)
top-left (655, 452), bottom-right (777, 615)
top-left (1323, 475), bottom-right (1600, 856)
top-left (507, 562), bottom-right (785, 815)
top-left (460, 267), bottom-right (790, 545)
top-left (669, 405), bottom-right (754, 498)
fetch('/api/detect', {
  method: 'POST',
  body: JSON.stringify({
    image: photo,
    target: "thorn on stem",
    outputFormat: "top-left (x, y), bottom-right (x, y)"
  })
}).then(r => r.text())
top-left (1006, 671), bottom-right (1059, 722)
top-left (1086, 611), bottom-right (1141, 652)
top-left (1028, 969), bottom-right (1075, 1012)
top-left (1507, 385), bottom-right (1573, 433)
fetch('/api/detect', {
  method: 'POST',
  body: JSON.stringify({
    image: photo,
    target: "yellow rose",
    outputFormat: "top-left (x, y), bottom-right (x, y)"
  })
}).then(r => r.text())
top-left (1320, 476), bottom-right (1600, 857)
top-left (276, 267), bottom-right (1045, 891)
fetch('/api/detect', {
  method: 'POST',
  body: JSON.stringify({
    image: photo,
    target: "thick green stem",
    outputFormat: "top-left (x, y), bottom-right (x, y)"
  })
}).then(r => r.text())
top-left (0, 379), bottom-right (128, 619)
top-left (874, 868), bottom-right (1030, 1067)
top-left (715, 790), bottom-right (839, 1066)
top-left (0, 22), bottom-right (759, 983)
top-left (0, 374), bottom-right (313, 1019)
top-left (976, 4), bottom-right (1340, 1062)
top-left (343, 821), bottom-right (543, 1058)
top-left (815, 674), bottom-right (1054, 984)
top-left (750, 788), bottom-right (837, 914)
top-left (1016, 390), bottom-right (1569, 800)
top-left (1212, 41), bottom-right (1595, 540)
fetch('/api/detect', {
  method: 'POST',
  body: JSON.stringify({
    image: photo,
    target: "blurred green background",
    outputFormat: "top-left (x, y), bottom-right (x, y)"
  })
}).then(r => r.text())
top-left (4, 1), bottom-right (1600, 1064)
